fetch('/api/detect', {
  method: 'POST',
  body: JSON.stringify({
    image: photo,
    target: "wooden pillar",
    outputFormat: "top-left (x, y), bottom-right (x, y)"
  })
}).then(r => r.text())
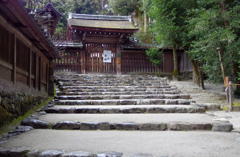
top-left (38, 57), bottom-right (41, 91)
top-left (35, 54), bottom-right (38, 90)
top-left (48, 61), bottom-right (54, 96)
top-left (28, 49), bottom-right (32, 88)
top-left (116, 45), bottom-right (122, 75)
top-left (46, 63), bottom-right (49, 93)
top-left (12, 34), bottom-right (16, 84)
top-left (81, 50), bottom-right (86, 74)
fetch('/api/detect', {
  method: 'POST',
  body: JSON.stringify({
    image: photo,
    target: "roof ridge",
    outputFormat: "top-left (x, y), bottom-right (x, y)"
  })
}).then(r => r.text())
top-left (69, 13), bottom-right (131, 21)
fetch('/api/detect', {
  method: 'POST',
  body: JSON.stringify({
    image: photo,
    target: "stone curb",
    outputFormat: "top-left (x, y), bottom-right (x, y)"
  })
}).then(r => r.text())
top-left (45, 106), bottom-right (205, 114)
top-left (56, 94), bottom-right (191, 100)
top-left (20, 119), bottom-right (233, 132)
top-left (0, 148), bottom-right (124, 157)
top-left (57, 91), bottom-right (181, 96)
top-left (55, 99), bottom-right (192, 106)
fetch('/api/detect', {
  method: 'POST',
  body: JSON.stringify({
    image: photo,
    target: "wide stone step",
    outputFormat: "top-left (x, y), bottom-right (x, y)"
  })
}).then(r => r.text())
top-left (21, 113), bottom-right (233, 132)
top-left (56, 91), bottom-right (182, 96)
top-left (57, 78), bottom-right (167, 82)
top-left (61, 88), bottom-right (179, 93)
top-left (55, 99), bottom-right (192, 105)
top-left (60, 83), bottom-right (168, 87)
top-left (1, 130), bottom-right (239, 157)
top-left (56, 94), bottom-right (191, 100)
top-left (57, 81), bottom-right (168, 85)
top-left (45, 105), bottom-right (205, 114)
top-left (57, 76), bottom-right (166, 79)
top-left (61, 85), bottom-right (174, 89)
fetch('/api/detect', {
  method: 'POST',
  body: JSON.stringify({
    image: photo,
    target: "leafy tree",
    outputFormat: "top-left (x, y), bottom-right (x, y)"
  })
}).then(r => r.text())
top-left (148, 0), bottom-right (197, 79)
top-left (109, 0), bottom-right (140, 16)
top-left (187, 0), bottom-right (240, 83)
top-left (146, 48), bottom-right (163, 65)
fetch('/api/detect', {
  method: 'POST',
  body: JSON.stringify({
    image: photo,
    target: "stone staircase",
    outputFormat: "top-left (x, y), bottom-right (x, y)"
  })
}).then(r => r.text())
top-left (21, 73), bottom-right (231, 131)
top-left (0, 72), bottom-right (235, 157)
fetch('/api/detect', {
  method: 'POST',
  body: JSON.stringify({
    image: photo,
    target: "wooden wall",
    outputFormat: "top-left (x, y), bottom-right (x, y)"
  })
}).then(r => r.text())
top-left (54, 48), bottom-right (192, 74)
top-left (54, 50), bottom-right (82, 73)
top-left (121, 50), bottom-right (163, 73)
top-left (0, 16), bottom-right (50, 94)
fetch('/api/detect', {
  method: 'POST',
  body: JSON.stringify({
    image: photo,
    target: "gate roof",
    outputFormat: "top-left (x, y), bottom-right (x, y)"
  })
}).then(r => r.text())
top-left (68, 13), bottom-right (138, 30)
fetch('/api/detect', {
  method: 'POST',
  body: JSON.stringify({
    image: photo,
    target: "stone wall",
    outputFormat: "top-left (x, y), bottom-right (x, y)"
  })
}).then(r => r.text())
top-left (0, 79), bottom-right (48, 127)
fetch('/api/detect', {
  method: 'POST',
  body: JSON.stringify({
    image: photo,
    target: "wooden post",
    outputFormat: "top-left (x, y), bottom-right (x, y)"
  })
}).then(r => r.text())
top-left (116, 45), bottom-right (121, 75)
top-left (48, 61), bottom-right (54, 96)
top-left (35, 54), bottom-right (38, 89)
top-left (228, 81), bottom-right (233, 112)
top-left (80, 50), bottom-right (86, 74)
top-left (28, 49), bottom-right (32, 88)
top-left (38, 57), bottom-right (41, 91)
top-left (12, 34), bottom-right (16, 84)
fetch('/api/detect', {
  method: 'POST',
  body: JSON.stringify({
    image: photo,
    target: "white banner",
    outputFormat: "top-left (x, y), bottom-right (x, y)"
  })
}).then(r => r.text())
top-left (102, 50), bottom-right (112, 63)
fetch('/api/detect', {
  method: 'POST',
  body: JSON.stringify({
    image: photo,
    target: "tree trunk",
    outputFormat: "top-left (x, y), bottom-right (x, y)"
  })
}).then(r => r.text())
top-left (143, 10), bottom-right (148, 33)
top-left (172, 46), bottom-right (179, 80)
top-left (218, 49), bottom-right (226, 83)
top-left (192, 60), bottom-right (205, 89)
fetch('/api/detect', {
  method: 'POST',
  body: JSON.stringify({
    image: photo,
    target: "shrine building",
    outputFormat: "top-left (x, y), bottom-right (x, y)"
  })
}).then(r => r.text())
top-left (54, 13), bottom-right (192, 74)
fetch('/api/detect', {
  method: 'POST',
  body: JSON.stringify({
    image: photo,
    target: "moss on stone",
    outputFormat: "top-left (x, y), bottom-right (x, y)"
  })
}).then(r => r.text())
top-left (0, 105), bottom-right (13, 126)
top-left (0, 96), bottom-right (53, 135)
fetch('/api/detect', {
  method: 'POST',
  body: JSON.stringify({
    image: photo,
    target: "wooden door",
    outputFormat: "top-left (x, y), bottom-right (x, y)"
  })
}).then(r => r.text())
top-left (86, 43), bottom-right (116, 73)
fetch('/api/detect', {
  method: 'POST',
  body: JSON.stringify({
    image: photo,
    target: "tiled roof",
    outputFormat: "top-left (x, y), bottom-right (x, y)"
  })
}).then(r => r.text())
top-left (68, 13), bottom-right (137, 30)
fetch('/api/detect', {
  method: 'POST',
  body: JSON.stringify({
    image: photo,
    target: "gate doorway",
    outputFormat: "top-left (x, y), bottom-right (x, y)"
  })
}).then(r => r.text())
top-left (86, 43), bottom-right (116, 73)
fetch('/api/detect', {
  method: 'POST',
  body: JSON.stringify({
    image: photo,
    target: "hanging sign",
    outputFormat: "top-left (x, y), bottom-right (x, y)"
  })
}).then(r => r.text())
top-left (102, 50), bottom-right (112, 63)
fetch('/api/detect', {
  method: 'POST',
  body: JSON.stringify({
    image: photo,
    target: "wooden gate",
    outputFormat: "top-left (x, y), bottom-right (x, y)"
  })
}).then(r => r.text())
top-left (54, 51), bottom-right (82, 72)
top-left (86, 43), bottom-right (116, 73)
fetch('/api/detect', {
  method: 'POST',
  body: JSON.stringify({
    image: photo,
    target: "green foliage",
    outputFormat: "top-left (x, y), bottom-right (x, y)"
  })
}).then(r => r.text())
top-left (109, 0), bottom-right (140, 15)
top-left (146, 48), bottom-right (162, 65)
top-left (148, 0), bottom-right (196, 48)
top-left (134, 31), bottom-right (154, 44)
top-left (187, 0), bottom-right (240, 83)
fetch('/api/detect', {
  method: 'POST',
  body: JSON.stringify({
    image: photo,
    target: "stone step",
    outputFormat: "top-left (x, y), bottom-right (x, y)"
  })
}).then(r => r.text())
top-left (56, 76), bottom-right (167, 81)
top-left (56, 91), bottom-right (182, 96)
top-left (60, 88), bottom-right (179, 93)
top-left (61, 85), bottom-right (174, 89)
top-left (58, 81), bottom-right (168, 86)
top-left (1, 130), bottom-right (239, 157)
top-left (45, 105), bottom-right (205, 114)
top-left (55, 99), bottom-right (192, 105)
top-left (56, 94), bottom-right (191, 100)
top-left (60, 83), bottom-right (168, 87)
top-left (57, 78), bottom-right (167, 82)
top-left (57, 81), bottom-right (168, 85)
top-left (21, 113), bottom-right (233, 132)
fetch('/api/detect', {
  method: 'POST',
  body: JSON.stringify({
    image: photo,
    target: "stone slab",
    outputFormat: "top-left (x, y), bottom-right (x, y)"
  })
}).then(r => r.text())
top-left (45, 105), bottom-right (205, 114)
top-left (56, 94), bottom-right (191, 100)
top-left (57, 91), bottom-right (181, 96)
top-left (39, 113), bottom-right (213, 124)
top-left (55, 99), bottom-right (191, 105)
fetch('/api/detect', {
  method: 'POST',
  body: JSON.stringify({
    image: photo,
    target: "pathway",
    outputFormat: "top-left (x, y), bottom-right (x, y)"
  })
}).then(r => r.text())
top-left (0, 72), bottom-right (239, 157)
